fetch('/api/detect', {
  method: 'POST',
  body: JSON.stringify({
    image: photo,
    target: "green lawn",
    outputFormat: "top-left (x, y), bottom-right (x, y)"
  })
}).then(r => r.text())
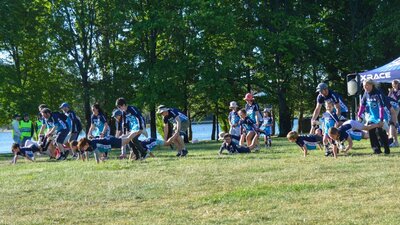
top-left (1, 138), bottom-right (400, 224)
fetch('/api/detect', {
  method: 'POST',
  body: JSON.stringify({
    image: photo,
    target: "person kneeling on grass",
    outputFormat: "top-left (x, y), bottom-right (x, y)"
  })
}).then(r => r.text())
top-left (77, 131), bottom-right (140, 163)
top-left (11, 143), bottom-right (41, 164)
top-left (328, 120), bottom-right (383, 158)
top-left (287, 131), bottom-right (323, 157)
top-left (219, 133), bottom-right (253, 155)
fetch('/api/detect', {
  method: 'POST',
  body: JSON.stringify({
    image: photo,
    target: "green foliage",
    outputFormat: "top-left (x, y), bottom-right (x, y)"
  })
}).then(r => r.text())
top-left (1, 0), bottom-right (400, 138)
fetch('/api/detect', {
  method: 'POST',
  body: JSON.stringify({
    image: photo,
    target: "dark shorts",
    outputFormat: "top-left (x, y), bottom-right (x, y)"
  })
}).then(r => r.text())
top-left (55, 129), bottom-right (69, 144)
top-left (237, 146), bottom-right (251, 153)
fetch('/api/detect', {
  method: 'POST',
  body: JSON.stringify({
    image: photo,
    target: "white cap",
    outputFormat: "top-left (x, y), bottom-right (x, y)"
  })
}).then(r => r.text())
top-left (229, 101), bottom-right (238, 108)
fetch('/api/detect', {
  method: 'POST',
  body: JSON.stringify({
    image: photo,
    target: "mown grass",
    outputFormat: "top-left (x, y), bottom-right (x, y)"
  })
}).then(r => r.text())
top-left (1, 138), bottom-right (400, 224)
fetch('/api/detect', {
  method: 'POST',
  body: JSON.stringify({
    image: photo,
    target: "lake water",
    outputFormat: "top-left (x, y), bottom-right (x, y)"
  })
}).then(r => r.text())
top-left (0, 121), bottom-right (298, 154)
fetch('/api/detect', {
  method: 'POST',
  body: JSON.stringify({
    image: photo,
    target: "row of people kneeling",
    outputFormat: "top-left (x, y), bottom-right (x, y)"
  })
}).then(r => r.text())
top-left (10, 133), bottom-right (167, 164)
top-left (287, 119), bottom-right (385, 158)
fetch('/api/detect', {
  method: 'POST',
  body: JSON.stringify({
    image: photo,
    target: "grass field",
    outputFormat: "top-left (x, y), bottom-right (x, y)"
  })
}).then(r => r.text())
top-left (1, 138), bottom-right (400, 225)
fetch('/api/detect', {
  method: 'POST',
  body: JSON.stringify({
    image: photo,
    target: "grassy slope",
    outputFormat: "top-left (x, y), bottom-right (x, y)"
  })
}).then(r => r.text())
top-left (1, 138), bottom-right (400, 225)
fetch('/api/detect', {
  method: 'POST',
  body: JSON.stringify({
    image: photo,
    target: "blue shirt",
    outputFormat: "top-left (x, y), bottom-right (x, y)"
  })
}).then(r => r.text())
top-left (295, 135), bottom-right (322, 150)
top-left (317, 90), bottom-right (348, 113)
top-left (116, 111), bottom-right (131, 134)
top-left (361, 89), bottom-right (386, 123)
top-left (260, 117), bottom-right (273, 132)
top-left (388, 89), bottom-right (400, 103)
top-left (91, 113), bottom-right (110, 136)
top-left (245, 102), bottom-right (262, 124)
top-left (89, 136), bottom-right (122, 151)
top-left (64, 110), bottom-right (82, 133)
top-left (337, 124), bottom-right (352, 142)
top-left (163, 108), bottom-right (188, 124)
top-left (125, 106), bottom-right (145, 131)
top-left (45, 112), bottom-right (69, 132)
top-left (228, 111), bottom-right (240, 126)
top-left (239, 116), bottom-right (256, 133)
top-left (17, 145), bottom-right (40, 157)
top-left (140, 138), bottom-right (163, 151)
top-left (219, 142), bottom-right (250, 154)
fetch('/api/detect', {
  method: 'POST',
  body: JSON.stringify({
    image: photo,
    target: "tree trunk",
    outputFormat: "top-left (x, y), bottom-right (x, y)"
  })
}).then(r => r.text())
top-left (298, 110), bottom-right (303, 133)
top-left (150, 105), bottom-right (156, 139)
top-left (211, 114), bottom-right (216, 140)
top-left (277, 86), bottom-right (291, 137)
top-left (81, 71), bottom-right (91, 132)
top-left (187, 110), bottom-right (193, 141)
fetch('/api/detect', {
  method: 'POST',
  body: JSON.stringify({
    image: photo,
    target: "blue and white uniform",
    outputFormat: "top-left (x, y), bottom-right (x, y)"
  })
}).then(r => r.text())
top-left (163, 108), bottom-right (189, 135)
top-left (317, 90), bottom-right (348, 119)
top-left (295, 135), bottom-right (323, 150)
top-left (89, 136), bottom-right (122, 153)
top-left (17, 145), bottom-right (40, 158)
top-left (228, 111), bottom-right (241, 136)
top-left (44, 112), bottom-right (69, 144)
top-left (125, 106), bottom-right (146, 132)
top-left (260, 116), bottom-right (273, 136)
top-left (219, 141), bottom-right (250, 154)
top-left (91, 112), bottom-right (110, 137)
top-left (239, 116), bottom-right (256, 134)
top-left (64, 110), bottom-right (82, 141)
top-left (336, 124), bottom-right (363, 142)
top-left (245, 102), bottom-right (263, 126)
top-left (359, 89), bottom-right (386, 124)
top-left (140, 138), bottom-right (164, 151)
top-left (322, 111), bottom-right (339, 135)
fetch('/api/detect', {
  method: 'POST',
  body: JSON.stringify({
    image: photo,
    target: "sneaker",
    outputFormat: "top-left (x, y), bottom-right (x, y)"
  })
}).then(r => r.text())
top-left (181, 149), bottom-right (188, 157)
top-left (119, 154), bottom-right (127, 160)
top-left (254, 145), bottom-right (260, 152)
top-left (56, 153), bottom-right (64, 160)
top-left (324, 151), bottom-right (332, 157)
top-left (176, 151), bottom-right (182, 157)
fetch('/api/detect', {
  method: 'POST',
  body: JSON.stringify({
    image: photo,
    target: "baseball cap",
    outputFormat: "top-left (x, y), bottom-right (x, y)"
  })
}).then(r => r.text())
top-left (59, 102), bottom-right (70, 109)
top-left (316, 83), bottom-right (328, 92)
top-left (13, 114), bottom-right (20, 118)
top-left (229, 101), bottom-right (238, 108)
top-left (157, 105), bottom-right (169, 114)
top-left (243, 93), bottom-right (254, 101)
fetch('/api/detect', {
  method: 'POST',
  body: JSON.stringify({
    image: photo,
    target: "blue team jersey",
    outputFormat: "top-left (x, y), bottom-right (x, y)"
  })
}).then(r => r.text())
top-left (125, 106), bottom-right (145, 132)
top-left (337, 124), bottom-right (363, 142)
top-left (91, 113), bottom-right (110, 136)
top-left (45, 112), bottom-right (69, 132)
top-left (260, 117), bottom-right (273, 134)
top-left (245, 102), bottom-right (262, 124)
top-left (317, 90), bottom-right (348, 113)
top-left (239, 116), bottom-right (256, 133)
top-left (64, 110), bottom-right (82, 133)
top-left (295, 135), bottom-right (322, 150)
top-left (228, 111), bottom-right (240, 126)
top-left (17, 145), bottom-right (40, 157)
top-left (140, 138), bottom-right (163, 151)
top-left (163, 108), bottom-right (188, 124)
top-left (388, 89), bottom-right (400, 103)
top-left (89, 136), bottom-right (122, 152)
top-left (116, 111), bottom-right (131, 134)
top-left (322, 112), bottom-right (339, 135)
top-left (361, 89), bottom-right (386, 123)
